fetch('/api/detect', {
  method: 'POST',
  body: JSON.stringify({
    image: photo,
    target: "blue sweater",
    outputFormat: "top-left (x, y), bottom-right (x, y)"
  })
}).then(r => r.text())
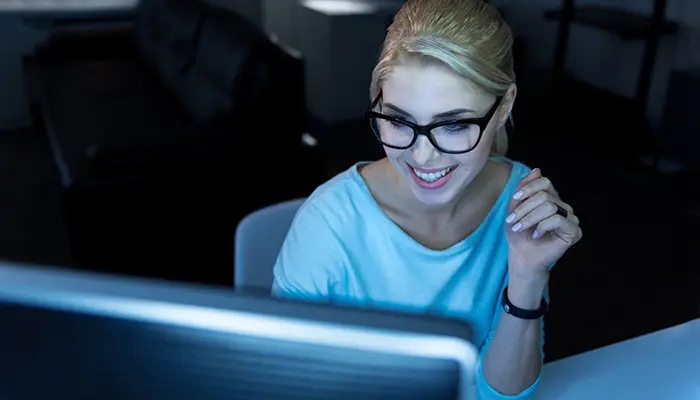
top-left (273, 159), bottom-right (544, 399)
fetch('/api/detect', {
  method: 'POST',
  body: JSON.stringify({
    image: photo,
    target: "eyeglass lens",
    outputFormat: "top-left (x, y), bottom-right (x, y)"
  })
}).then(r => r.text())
top-left (370, 118), bottom-right (481, 152)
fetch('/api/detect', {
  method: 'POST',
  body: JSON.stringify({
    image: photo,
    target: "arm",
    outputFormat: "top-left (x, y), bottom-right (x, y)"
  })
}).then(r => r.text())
top-left (478, 166), bottom-right (581, 398)
top-left (479, 277), bottom-right (547, 397)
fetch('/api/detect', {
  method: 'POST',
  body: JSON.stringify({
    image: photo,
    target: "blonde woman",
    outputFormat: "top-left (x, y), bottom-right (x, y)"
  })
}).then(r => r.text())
top-left (272, 0), bottom-right (582, 397)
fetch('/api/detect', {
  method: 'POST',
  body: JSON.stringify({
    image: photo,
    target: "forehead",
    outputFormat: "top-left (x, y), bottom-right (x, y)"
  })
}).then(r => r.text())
top-left (382, 62), bottom-right (493, 119)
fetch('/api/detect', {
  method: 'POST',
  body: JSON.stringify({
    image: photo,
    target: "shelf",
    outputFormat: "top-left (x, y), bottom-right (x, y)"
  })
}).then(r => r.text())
top-left (544, 5), bottom-right (679, 40)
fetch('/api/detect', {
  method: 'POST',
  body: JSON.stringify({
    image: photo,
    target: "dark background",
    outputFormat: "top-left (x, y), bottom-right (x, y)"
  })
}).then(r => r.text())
top-left (0, 0), bottom-right (698, 363)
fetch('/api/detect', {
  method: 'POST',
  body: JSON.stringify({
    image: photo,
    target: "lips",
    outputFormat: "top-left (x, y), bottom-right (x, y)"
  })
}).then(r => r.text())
top-left (407, 163), bottom-right (458, 190)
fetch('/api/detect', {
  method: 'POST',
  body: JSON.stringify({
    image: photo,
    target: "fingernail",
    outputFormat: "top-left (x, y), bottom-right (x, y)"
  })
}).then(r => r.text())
top-left (512, 222), bottom-right (522, 232)
top-left (506, 213), bottom-right (516, 224)
top-left (513, 191), bottom-right (524, 200)
top-left (532, 230), bottom-right (540, 239)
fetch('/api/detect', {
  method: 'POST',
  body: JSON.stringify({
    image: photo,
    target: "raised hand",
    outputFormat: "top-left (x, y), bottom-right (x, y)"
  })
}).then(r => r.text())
top-left (505, 168), bottom-right (582, 283)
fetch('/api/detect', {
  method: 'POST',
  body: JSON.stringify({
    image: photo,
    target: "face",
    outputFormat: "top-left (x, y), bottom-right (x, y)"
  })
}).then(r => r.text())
top-left (378, 62), bottom-right (513, 208)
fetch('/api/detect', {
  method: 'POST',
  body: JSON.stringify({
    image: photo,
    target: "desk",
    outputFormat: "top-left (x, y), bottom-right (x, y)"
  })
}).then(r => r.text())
top-left (539, 318), bottom-right (700, 399)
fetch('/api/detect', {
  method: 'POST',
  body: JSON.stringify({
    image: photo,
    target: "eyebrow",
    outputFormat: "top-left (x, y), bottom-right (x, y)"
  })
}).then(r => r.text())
top-left (383, 103), bottom-right (475, 120)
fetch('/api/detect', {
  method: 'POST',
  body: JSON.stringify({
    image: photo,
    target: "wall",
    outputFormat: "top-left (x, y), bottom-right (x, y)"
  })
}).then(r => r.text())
top-left (671, 0), bottom-right (700, 69)
top-left (292, 0), bottom-right (403, 123)
top-left (0, 16), bottom-right (48, 130)
top-left (263, 0), bottom-right (300, 50)
top-left (3, 0), bottom-right (693, 130)
top-left (0, 0), bottom-right (265, 131)
top-left (492, 0), bottom-right (700, 127)
top-left (204, 0), bottom-right (263, 26)
top-left (0, 0), bottom-right (139, 131)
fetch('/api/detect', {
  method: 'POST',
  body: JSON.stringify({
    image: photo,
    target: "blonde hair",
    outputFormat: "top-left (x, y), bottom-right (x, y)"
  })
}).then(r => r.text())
top-left (370, 0), bottom-right (515, 156)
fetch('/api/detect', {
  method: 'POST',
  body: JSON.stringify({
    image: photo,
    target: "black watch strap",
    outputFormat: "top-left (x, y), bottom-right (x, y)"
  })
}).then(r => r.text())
top-left (501, 286), bottom-right (548, 320)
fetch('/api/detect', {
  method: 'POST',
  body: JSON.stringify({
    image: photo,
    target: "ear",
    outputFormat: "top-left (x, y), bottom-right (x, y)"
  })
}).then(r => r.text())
top-left (498, 84), bottom-right (517, 124)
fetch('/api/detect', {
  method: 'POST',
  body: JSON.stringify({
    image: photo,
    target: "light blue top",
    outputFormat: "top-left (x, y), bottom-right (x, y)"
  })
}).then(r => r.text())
top-left (272, 159), bottom-right (544, 399)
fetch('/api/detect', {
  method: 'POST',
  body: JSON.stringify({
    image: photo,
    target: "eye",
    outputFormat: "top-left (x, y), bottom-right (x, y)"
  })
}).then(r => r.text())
top-left (443, 123), bottom-right (470, 132)
top-left (387, 116), bottom-right (412, 127)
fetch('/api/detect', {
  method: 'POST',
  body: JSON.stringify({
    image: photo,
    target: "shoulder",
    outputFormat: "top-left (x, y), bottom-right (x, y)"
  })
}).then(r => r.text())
top-left (272, 163), bottom-right (373, 299)
top-left (496, 156), bottom-right (531, 178)
top-left (510, 159), bottom-right (532, 177)
top-left (296, 162), bottom-right (374, 229)
top-left (281, 164), bottom-right (367, 254)
top-left (492, 157), bottom-right (531, 193)
top-left (477, 157), bottom-right (531, 223)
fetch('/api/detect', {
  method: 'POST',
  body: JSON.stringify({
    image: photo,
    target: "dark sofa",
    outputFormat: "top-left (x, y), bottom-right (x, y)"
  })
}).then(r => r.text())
top-left (24, 0), bottom-right (323, 285)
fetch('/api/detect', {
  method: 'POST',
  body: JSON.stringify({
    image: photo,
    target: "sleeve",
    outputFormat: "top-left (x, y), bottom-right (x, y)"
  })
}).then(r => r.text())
top-left (271, 202), bottom-right (346, 302)
top-left (474, 283), bottom-right (549, 399)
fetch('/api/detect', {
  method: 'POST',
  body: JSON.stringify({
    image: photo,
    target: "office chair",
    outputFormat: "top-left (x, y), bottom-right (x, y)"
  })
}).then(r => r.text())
top-left (234, 198), bottom-right (306, 292)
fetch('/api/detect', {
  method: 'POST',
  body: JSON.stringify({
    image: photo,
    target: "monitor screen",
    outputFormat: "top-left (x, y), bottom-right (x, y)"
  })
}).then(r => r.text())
top-left (0, 262), bottom-right (478, 399)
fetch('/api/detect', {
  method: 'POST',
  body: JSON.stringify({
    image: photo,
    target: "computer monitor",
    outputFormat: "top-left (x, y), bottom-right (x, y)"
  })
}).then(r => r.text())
top-left (0, 262), bottom-right (478, 399)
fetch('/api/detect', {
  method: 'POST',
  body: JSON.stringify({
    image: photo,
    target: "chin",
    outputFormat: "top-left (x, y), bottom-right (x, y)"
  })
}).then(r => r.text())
top-left (409, 185), bottom-right (459, 207)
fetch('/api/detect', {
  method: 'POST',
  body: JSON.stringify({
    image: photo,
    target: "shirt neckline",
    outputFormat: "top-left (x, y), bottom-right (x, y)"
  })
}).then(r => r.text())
top-left (349, 158), bottom-right (524, 256)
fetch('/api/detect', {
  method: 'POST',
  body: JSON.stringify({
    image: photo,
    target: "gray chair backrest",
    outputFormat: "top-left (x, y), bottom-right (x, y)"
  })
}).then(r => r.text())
top-left (234, 198), bottom-right (306, 292)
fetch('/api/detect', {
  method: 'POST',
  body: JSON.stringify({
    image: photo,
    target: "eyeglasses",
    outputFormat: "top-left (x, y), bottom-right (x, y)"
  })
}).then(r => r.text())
top-left (365, 91), bottom-right (503, 154)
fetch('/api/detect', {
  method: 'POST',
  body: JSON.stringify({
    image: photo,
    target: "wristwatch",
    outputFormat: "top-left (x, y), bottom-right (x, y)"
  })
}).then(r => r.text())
top-left (501, 286), bottom-right (548, 320)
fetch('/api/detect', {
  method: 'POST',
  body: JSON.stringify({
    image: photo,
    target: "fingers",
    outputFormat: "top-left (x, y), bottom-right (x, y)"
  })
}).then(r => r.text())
top-left (512, 170), bottom-right (558, 203)
top-left (506, 191), bottom-right (567, 226)
top-left (532, 214), bottom-right (583, 245)
top-left (568, 213), bottom-right (580, 226)
top-left (516, 168), bottom-right (542, 190)
top-left (508, 168), bottom-right (541, 212)
top-left (510, 198), bottom-right (560, 233)
top-left (506, 168), bottom-right (582, 245)
top-left (509, 193), bottom-right (579, 232)
top-left (509, 197), bottom-right (582, 242)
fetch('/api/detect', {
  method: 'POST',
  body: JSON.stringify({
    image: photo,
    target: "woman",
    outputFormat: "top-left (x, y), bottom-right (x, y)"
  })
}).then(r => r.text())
top-left (272, 0), bottom-right (582, 398)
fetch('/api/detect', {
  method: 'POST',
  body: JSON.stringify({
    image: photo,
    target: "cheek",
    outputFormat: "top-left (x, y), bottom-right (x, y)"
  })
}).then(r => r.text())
top-left (451, 144), bottom-right (491, 174)
top-left (469, 124), bottom-right (499, 160)
top-left (480, 122), bottom-right (497, 145)
top-left (383, 146), bottom-right (405, 160)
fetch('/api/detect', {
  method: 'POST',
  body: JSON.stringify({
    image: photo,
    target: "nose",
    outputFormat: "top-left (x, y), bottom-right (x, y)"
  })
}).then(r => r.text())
top-left (411, 135), bottom-right (441, 166)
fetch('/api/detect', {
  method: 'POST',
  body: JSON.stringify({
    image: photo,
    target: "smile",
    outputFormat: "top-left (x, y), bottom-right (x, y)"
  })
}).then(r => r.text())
top-left (408, 163), bottom-right (458, 190)
top-left (412, 166), bottom-right (452, 182)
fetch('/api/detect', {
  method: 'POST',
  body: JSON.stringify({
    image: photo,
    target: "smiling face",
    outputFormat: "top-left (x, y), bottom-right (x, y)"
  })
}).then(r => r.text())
top-left (378, 61), bottom-right (508, 207)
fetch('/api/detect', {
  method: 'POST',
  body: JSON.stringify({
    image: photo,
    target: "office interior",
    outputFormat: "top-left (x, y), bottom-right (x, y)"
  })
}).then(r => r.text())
top-left (0, 0), bottom-right (698, 387)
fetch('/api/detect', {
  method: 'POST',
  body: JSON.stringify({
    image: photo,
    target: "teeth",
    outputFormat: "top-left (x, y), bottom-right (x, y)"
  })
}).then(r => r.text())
top-left (413, 167), bottom-right (452, 182)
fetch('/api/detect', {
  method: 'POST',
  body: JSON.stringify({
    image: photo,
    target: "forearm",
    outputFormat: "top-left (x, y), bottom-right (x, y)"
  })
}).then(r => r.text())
top-left (482, 278), bottom-right (547, 395)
